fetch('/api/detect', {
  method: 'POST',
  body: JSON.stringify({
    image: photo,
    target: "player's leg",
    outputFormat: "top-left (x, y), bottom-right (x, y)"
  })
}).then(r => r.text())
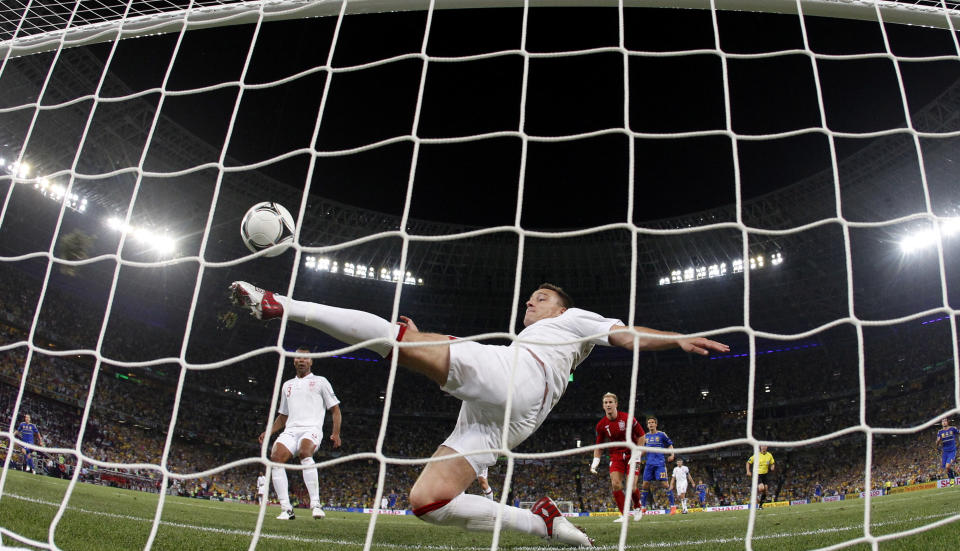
top-left (757, 481), bottom-right (766, 509)
top-left (664, 476), bottom-right (676, 514)
top-left (640, 467), bottom-right (654, 515)
top-left (295, 435), bottom-right (324, 519)
top-left (629, 468), bottom-right (643, 521)
top-left (270, 436), bottom-right (295, 519)
top-left (608, 468), bottom-right (627, 519)
top-left (229, 282), bottom-right (454, 385)
top-left (411, 447), bottom-right (590, 546)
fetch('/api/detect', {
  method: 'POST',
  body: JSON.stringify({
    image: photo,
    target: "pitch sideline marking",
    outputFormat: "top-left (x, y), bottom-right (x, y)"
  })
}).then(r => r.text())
top-left (2, 492), bottom-right (957, 550)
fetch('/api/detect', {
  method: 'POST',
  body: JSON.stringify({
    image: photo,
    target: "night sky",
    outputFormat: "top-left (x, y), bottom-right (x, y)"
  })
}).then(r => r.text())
top-left (75, 6), bottom-right (960, 230)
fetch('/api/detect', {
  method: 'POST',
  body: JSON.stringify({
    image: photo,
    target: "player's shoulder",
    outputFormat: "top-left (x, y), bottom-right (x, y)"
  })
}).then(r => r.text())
top-left (559, 307), bottom-right (615, 325)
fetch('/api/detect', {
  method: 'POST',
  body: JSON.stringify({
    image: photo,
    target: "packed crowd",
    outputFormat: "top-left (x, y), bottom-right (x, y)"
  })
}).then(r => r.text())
top-left (1, 261), bottom-right (956, 510)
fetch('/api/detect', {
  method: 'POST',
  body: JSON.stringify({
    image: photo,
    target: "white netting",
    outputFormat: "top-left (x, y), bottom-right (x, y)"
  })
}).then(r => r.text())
top-left (0, 1), bottom-right (959, 550)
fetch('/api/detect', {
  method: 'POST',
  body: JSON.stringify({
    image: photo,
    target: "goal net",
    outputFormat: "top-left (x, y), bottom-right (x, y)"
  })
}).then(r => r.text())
top-left (1, 0), bottom-right (959, 550)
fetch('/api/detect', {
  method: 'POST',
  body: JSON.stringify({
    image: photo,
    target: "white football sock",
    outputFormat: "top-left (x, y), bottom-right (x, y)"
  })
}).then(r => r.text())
top-left (279, 296), bottom-right (400, 357)
top-left (301, 457), bottom-right (320, 507)
top-left (419, 493), bottom-right (546, 537)
top-left (483, 487), bottom-right (495, 500)
top-left (272, 467), bottom-right (291, 510)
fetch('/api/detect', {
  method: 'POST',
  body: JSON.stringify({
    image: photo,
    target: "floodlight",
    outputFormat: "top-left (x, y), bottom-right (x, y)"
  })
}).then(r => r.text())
top-left (154, 235), bottom-right (176, 255)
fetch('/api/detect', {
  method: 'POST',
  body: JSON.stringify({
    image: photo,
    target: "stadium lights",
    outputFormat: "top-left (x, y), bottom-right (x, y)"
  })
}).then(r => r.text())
top-left (105, 216), bottom-right (177, 255)
top-left (30, 177), bottom-right (89, 213)
top-left (1, 151), bottom-right (90, 213)
top-left (899, 218), bottom-right (959, 253)
top-left (0, 156), bottom-right (30, 178)
top-left (304, 255), bottom-right (423, 285)
top-left (658, 253), bottom-right (783, 286)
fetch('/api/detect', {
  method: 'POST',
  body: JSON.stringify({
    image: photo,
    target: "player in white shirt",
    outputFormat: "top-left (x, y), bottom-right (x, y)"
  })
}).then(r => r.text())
top-left (257, 472), bottom-right (268, 506)
top-left (259, 347), bottom-right (342, 520)
top-left (231, 281), bottom-right (728, 547)
top-left (670, 458), bottom-right (695, 514)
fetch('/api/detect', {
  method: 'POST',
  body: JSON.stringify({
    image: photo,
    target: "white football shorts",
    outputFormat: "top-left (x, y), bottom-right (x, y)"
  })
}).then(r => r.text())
top-left (274, 426), bottom-right (322, 455)
top-left (440, 341), bottom-right (556, 475)
top-left (676, 481), bottom-right (688, 495)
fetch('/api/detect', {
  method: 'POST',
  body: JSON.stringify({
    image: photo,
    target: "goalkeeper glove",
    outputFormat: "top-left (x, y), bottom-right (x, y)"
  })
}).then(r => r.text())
top-left (590, 457), bottom-right (600, 474)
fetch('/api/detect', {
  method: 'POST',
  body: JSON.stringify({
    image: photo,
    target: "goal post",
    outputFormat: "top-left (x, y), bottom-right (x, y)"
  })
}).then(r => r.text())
top-left (3, 0), bottom-right (960, 59)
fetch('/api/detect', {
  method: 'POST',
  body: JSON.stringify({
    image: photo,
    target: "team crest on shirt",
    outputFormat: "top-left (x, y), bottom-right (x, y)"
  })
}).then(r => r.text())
top-left (618, 420), bottom-right (626, 431)
top-left (309, 380), bottom-right (316, 390)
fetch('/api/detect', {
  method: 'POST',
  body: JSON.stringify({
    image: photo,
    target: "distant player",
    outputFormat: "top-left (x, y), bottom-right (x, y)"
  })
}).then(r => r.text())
top-left (478, 467), bottom-right (495, 501)
top-left (381, 496), bottom-right (390, 510)
top-left (936, 417), bottom-right (959, 479)
top-left (670, 458), bottom-right (695, 514)
top-left (746, 445), bottom-right (775, 509)
top-left (388, 489), bottom-right (399, 509)
top-left (591, 392), bottom-right (645, 522)
top-left (638, 416), bottom-right (676, 516)
top-left (259, 347), bottom-right (342, 520)
top-left (812, 482), bottom-right (823, 503)
top-left (14, 414), bottom-right (44, 474)
top-left (257, 472), bottom-right (268, 505)
top-left (695, 479), bottom-right (708, 508)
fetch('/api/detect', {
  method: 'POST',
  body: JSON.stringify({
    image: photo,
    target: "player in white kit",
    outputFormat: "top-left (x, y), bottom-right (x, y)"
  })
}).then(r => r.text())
top-left (231, 281), bottom-right (728, 546)
top-left (259, 347), bottom-right (342, 520)
top-left (257, 472), bottom-right (268, 506)
top-left (670, 458), bottom-right (695, 514)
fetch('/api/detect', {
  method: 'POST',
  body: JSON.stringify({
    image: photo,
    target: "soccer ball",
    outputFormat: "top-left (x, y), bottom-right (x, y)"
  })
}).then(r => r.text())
top-left (240, 202), bottom-right (295, 257)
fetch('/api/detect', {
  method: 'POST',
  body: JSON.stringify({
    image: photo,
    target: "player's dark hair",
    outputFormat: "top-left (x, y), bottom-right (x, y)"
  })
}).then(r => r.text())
top-left (647, 416), bottom-right (657, 423)
top-left (537, 283), bottom-right (573, 309)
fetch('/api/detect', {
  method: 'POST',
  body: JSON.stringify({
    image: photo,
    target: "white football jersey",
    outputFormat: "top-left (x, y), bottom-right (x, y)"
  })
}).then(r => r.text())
top-left (514, 308), bottom-right (622, 399)
top-left (673, 465), bottom-right (690, 482)
top-left (278, 373), bottom-right (340, 429)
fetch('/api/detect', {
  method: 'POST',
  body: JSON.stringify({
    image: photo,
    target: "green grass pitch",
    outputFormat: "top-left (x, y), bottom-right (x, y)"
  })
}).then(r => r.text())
top-left (1, 470), bottom-right (959, 550)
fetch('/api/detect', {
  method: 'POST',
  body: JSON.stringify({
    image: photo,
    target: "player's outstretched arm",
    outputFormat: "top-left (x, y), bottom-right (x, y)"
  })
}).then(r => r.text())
top-left (608, 325), bottom-right (729, 355)
top-left (329, 404), bottom-right (342, 448)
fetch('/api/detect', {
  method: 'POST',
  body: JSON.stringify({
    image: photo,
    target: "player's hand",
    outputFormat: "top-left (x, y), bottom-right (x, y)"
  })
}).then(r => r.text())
top-left (258, 432), bottom-right (267, 444)
top-left (398, 316), bottom-right (419, 332)
top-left (678, 337), bottom-right (729, 356)
top-left (590, 457), bottom-right (600, 474)
top-left (668, 454), bottom-right (675, 463)
top-left (330, 433), bottom-right (341, 448)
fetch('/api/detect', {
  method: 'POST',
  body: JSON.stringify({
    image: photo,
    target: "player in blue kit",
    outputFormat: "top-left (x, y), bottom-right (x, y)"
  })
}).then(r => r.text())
top-left (936, 417), bottom-right (959, 479)
top-left (638, 417), bottom-right (676, 516)
top-left (14, 414), bottom-right (44, 474)
top-left (695, 479), bottom-right (708, 508)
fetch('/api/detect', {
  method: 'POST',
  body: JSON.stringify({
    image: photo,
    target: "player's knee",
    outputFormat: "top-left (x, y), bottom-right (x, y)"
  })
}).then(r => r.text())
top-left (409, 486), bottom-right (434, 511)
top-left (269, 448), bottom-right (289, 463)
